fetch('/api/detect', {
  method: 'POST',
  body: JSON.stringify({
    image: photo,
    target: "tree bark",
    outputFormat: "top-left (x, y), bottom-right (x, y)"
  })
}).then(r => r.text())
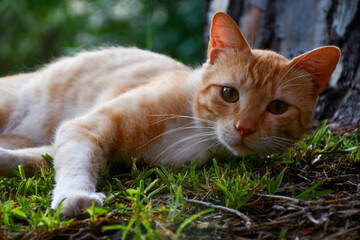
top-left (205, 0), bottom-right (360, 125)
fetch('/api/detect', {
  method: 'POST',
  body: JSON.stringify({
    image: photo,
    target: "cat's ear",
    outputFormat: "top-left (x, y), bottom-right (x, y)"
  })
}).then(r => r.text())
top-left (208, 12), bottom-right (251, 64)
top-left (291, 46), bottom-right (341, 94)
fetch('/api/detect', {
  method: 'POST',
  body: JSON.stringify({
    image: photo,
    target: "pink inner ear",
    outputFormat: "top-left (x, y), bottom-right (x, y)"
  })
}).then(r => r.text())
top-left (291, 46), bottom-right (341, 94)
top-left (208, 12), bottom-right (250, 64)
top-left (208, 48), bottom-right (222, 63)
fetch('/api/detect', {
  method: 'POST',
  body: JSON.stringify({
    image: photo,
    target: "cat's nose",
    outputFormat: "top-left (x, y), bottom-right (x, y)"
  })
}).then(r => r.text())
top-left (234, 124), bottom-right (256, 138)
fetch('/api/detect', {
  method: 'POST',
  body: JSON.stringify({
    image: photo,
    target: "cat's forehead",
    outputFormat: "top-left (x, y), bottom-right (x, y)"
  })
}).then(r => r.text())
top-left (242, 50), bottom-right (289, 76)
top-left (224, 50), bottom-right (290, 88)
top-left (251, 49), bottom-right (289, 62)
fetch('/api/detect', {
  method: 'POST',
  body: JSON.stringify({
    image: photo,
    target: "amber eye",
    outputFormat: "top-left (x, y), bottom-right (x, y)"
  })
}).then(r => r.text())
top-left (222, 87), bottom-right (239, 103)
top-left (267, 100), bottom-right (288, 115)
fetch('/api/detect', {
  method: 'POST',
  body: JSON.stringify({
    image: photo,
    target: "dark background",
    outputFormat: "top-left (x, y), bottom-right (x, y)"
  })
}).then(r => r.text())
top-left (0, 0), bottom-right (206, 77)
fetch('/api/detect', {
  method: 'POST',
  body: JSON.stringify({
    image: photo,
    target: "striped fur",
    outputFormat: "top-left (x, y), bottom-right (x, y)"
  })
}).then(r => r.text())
top-left (0, 12), bottom-right (340, 216)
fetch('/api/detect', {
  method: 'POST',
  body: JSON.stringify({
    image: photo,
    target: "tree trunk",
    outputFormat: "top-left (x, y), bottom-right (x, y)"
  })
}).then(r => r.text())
top-left (205, 0), bottom-right (360, 126)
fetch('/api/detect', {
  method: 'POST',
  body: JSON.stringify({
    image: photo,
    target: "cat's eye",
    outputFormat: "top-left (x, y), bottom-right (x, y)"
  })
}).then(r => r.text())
top-left (267, 100), bottom-right (288, 115)
top-left (221, 87), bottom-right (239, 103)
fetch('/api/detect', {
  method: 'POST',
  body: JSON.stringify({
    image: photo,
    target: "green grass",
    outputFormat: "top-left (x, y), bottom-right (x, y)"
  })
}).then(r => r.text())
top-left (0, 121), bottom-right (359, 239)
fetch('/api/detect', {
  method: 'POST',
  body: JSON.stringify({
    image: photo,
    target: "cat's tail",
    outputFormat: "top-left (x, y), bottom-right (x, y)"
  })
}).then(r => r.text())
top-left (0, 146), bottom-right (53, 177)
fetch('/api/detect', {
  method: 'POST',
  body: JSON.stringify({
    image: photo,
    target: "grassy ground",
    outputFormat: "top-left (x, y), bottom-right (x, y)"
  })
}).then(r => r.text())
top-left (0, 121), bottom-right (359, 239)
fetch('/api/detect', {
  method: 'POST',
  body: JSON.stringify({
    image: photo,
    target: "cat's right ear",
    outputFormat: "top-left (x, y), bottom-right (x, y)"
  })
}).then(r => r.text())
top-left (291, 46), bottom-right (341, 95)
top-left (208, 12), bottom-right (251, 64)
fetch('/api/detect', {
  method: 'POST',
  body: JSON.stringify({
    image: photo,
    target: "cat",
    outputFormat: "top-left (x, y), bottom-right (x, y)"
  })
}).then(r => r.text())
top-left (0, 12), bottom-right (340, 217)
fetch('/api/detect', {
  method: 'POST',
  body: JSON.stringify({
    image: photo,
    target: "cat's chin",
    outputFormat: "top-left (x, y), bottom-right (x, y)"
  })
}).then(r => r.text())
top-left (224, 143), bottom-right (255, 156)
top-left (217, 135), bottom-right (255, 156)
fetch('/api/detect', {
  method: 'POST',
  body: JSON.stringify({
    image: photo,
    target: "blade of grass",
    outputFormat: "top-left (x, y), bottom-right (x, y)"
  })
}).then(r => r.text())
top-left (175, 208), bottom-right (214, 238)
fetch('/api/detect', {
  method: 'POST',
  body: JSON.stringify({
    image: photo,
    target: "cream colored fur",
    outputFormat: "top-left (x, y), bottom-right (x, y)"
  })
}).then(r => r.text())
top-left (0, 12), bottom-right (340, 217)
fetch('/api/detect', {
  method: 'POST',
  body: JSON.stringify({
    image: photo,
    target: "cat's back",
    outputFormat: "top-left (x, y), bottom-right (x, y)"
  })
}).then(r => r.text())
top-left (62, 46), bottom-right (189, 76)
top-left (0, 47), bottom-right (192, 143)
top-left (46, 46), bottom-right (190, 90)
top-left (1, 47), bottom-right (190, 92)
top-left (4, 47), bottom-right (191, 109)
top-left (47, 46), bottom-right (192, 106)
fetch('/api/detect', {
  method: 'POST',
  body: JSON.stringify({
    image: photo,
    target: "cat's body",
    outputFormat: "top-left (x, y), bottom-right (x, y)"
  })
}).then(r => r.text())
top-left (0, 47), bottom-right (210, 166)
top-left (0, 13), bottom-right (340, 216)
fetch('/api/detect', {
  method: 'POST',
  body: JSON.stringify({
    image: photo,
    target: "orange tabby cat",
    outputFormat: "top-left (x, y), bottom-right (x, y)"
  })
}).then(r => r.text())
top-left (0, 12), bottom-right (340, 216)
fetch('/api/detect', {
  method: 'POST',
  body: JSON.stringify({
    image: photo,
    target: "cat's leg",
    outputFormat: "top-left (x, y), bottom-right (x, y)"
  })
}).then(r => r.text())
top-left (0, 134), bottom-right (37, 149)
top-left (0, 145), bottom-right (53, 176)
top-left (50, 116), bottom-right (113, 217)
top-left (0, 91), bottom-right (15, 131)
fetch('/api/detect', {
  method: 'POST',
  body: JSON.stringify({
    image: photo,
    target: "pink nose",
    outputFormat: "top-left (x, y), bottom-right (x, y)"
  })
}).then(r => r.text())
top-left (234, 124), bottom-right (255, 138)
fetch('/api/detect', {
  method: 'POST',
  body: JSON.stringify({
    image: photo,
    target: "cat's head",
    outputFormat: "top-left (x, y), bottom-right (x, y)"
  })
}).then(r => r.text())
top-left (194, 12), bottom-right (340, 156)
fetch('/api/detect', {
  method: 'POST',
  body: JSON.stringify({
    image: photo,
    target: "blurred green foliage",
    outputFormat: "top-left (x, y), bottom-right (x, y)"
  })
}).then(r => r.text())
top-left (0, 0), bottom-right (205, 76)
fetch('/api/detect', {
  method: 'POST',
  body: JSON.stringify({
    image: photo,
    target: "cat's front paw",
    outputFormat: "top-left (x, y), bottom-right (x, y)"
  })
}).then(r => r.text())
top-left (51, 190), bottom-right (106, 217)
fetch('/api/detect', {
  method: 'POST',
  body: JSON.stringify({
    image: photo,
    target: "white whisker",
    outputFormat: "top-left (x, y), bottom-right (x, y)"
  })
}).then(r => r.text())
top-left (136, 124), bottom-right (216, 150)
top-left (279, 74), bottom-right (312, 89)
top-left (269, 136), bottom-right (298, 143)
top-left (277, 52), bottom-right (312, 86)
top-left (152, 132), bottom-right (218, 163)
top-left (172, 135), bottom-right (218, 161)
top-left (147, 114), bottom-right (216, 126)
top-left (254, 136), bottom-right (297, 154)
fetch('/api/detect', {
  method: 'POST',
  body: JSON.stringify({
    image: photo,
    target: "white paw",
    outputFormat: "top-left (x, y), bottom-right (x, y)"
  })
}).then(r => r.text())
top-left (51, 190), bottom-right (106, 217)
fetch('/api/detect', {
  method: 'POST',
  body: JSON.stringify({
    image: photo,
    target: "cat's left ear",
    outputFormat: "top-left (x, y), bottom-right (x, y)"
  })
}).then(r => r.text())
top-left (291, 46), bottom-right (341, 95)
top-left (208, 12), bottom-right (251, 64)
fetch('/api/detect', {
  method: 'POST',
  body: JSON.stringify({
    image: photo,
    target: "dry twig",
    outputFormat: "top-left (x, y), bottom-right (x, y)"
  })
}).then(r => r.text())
top-left (187, 199), bottom-right (252, 227)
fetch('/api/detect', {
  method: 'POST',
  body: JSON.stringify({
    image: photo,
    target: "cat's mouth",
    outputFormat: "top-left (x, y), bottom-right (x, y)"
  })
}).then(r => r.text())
top-left (218, 130), bottom-right (256, 155)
